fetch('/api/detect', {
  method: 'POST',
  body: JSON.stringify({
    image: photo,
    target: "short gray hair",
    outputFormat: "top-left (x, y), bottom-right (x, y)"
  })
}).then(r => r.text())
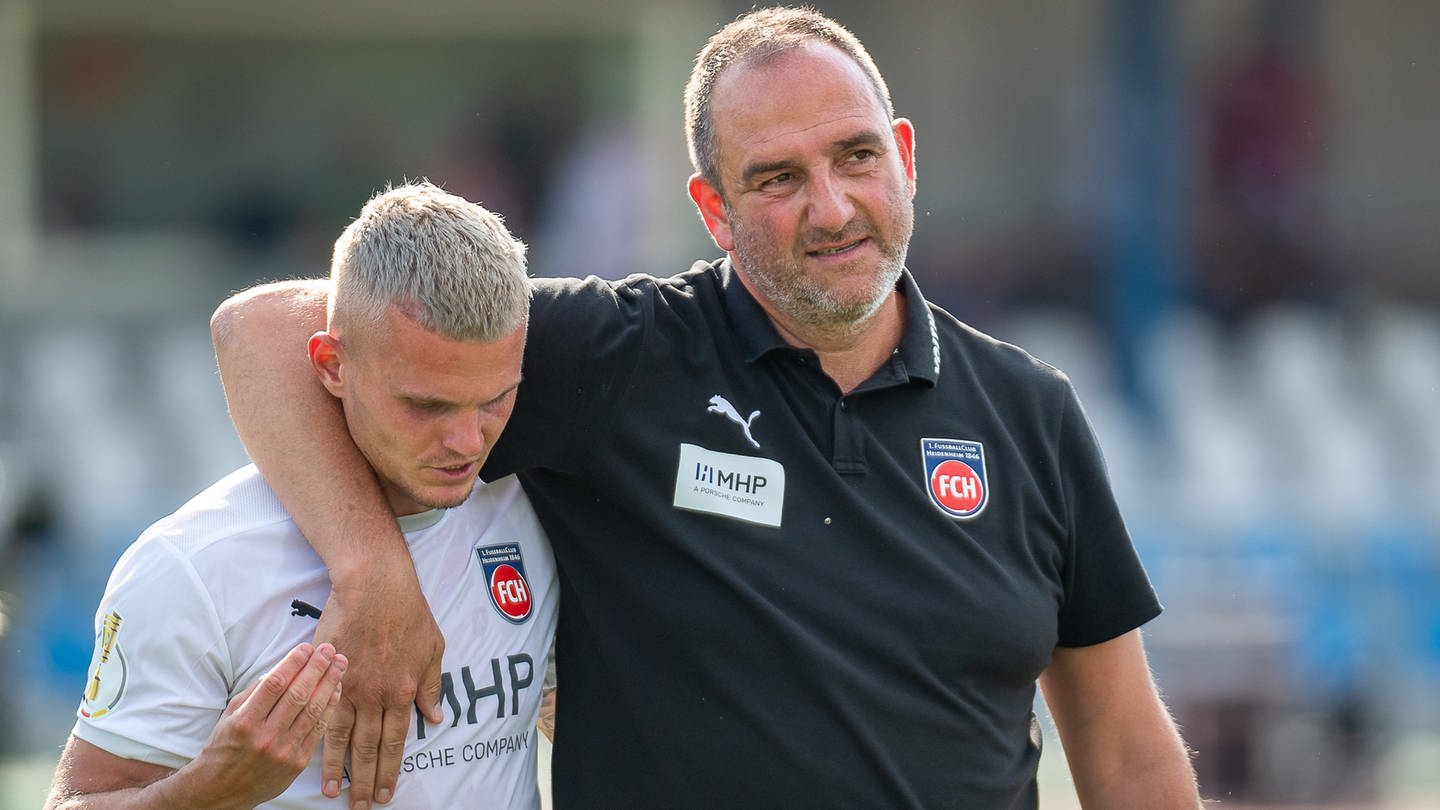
top-left (684, 6), bottom-right (894, 190)
top-left (329, 181), bottom-right (530, 344)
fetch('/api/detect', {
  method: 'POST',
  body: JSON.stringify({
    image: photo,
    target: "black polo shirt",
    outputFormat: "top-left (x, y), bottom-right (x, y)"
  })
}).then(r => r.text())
top-left (483, 259), bottom-right (1160, 808)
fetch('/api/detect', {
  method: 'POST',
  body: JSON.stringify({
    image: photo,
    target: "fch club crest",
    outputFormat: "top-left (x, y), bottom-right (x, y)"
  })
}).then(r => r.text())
top-left (477, 544), bottom-right (533, 624)
top-left (921, 438), bottom-right (988, 519)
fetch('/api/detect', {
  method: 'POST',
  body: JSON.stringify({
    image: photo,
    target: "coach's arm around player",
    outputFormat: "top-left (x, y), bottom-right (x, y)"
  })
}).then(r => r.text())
top-left (211, 278), bottom-right (445, 808)
top-left (1040, 629), bottom-right (1203, 807)
top-left (45, 642), bottom-right (346, 810)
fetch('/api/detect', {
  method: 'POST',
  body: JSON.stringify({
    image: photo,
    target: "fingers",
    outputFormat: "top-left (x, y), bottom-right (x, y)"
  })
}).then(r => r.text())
top-left (229, 642), bottom-right (347, 743)
top-left (321, 698), bottom-right (356, 799)
top-left (301, 651), bottom-right (348, 751)
top-left (265, 642), bottom-right (346, 732)
top-left (201, 641), bottom-right (346, 807)
top-left (345, 703), bottom-right (383, 809)
top-left (417, 655), bottom-right (444, 725)
top-left (371, 708), bottom-right (411, 806)
top-left (343, 702), bottom-right (415, 808)
top-left (235, 642), bottom-right (316, 717)
top-left (310, 580), bottom-right (443, 807)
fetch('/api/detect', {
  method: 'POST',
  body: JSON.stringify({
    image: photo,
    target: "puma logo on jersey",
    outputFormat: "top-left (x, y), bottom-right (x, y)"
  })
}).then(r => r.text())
top-left (290, 599), bottom-right (323, 620)
top-left (707, 394), bottom-right (761, 449)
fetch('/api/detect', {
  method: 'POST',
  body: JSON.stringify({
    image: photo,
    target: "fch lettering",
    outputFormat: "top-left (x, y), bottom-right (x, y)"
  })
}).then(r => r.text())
top-left (937, 474), bottom-right (978, 501)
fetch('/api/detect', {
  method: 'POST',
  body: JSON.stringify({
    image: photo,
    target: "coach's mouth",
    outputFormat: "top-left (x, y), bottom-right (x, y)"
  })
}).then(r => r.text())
top-left (807, 237), bottom-right (868, 258)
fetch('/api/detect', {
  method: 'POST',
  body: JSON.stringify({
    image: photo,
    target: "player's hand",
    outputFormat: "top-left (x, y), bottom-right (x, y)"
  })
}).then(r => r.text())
top-left (172, 642), bottom-right (346, 808)
top-left (315, 571), bottom-right (444, 808)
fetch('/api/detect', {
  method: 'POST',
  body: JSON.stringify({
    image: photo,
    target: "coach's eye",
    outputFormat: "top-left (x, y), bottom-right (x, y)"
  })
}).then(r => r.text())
top-left (761, 172), bottom-right (795, 189)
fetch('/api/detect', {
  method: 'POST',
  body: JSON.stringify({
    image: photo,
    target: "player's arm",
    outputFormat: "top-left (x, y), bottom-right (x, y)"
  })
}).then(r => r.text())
top-left (1038, 629), bottom-right (1203, 809)
top-left (46, 642), bottom-right (346, 810)
top-left (211, 281), bottom-right (443, 809)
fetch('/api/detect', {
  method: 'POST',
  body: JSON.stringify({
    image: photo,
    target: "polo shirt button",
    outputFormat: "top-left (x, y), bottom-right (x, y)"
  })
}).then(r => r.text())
top-left (839, 400), bottom-right (848, 412)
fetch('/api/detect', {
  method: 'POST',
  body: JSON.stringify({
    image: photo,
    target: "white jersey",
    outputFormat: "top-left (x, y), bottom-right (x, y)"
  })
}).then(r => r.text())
top-left (72, 465), bottom-right (557, 809)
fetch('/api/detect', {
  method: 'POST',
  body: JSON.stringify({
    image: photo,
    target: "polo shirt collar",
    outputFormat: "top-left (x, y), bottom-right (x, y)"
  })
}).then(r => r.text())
top-left (715, 258), bottom-right (941, 387)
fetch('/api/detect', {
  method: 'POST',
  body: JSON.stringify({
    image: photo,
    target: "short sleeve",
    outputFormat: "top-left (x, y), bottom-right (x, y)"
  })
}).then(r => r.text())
top-left (484, 276), bottom-right (646, 480)
top-left (71, 538), bottom-right (232, 768)
top-left (1054, 385), bottom-right (1162, 647)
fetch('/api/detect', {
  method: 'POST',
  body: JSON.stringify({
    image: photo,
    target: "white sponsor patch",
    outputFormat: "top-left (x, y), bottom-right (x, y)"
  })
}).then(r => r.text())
top-left (673, 443), bottom-right (785, 527)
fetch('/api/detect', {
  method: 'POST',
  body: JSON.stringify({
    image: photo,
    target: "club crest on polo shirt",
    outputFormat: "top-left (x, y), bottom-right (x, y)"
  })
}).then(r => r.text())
top-left (921, 438), bottom-right (989, 519)
top-left (476, 544), bottom-right (533, 624)
top-left (80, 610), bottom-right (128, 718)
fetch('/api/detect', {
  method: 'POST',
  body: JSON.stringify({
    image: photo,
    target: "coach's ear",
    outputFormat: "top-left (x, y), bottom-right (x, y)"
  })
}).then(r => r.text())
top-left (893, 117), bottom-right (917, 196)
top-left (308, 332), bottom-right (346, 396)
top-left (688, 173), bottom-right (735, 253)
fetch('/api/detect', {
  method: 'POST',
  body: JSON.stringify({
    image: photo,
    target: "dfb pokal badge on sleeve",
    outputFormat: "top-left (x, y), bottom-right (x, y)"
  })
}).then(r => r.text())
top-left (921, 438), bottom-right (988, 520)
top-left (477, 544), bottom-right (534, 624)
top-left (80, 610), bottom-right (127, 718)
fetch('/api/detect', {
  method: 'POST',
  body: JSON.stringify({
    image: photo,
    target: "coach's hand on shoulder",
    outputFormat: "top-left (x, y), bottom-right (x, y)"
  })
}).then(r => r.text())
top-left (316, 566), bottom-right (444, 809)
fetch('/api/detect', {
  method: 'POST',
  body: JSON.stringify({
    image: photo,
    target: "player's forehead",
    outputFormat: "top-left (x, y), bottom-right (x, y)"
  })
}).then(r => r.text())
top-left (367, 322), bottom-right (525, 406)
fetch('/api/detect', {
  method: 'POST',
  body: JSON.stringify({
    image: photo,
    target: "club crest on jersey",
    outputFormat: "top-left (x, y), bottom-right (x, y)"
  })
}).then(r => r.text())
top-left (476, 544), bottom-right (533, 624)
top-left (921, 438), bottom-right (988, 519)
top-left (80, 610), bottom-right (128, 718)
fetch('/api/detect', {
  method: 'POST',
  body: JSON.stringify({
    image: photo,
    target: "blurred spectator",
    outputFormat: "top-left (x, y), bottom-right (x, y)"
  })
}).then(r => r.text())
top-left (1188, 2), bottom-right (1337, 323)
top-left (531, 115), bottom-right (647, 280)
top-left (0, 487), bottom-right (61, 756)
top-left (424, 110), bottom-right (535, 238)
top-left (38, 37), bottom-right (137, 230)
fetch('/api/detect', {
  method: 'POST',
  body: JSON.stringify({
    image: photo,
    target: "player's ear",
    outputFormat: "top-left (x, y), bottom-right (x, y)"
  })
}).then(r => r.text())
top-left (308, 332), bottom-right (346, 395)
top-left (688, 173), bottom-right (735, 252)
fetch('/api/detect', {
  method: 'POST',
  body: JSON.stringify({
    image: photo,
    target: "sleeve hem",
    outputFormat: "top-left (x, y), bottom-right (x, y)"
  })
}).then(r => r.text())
top-left (1055, 598), bottom-right (1163, 649)
top-left (71, 722), bottom-right (193, 770)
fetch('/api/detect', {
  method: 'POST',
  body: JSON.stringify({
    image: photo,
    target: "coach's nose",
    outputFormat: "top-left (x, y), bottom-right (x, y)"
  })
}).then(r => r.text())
top-left (806, 171), bottom-right (857, 235)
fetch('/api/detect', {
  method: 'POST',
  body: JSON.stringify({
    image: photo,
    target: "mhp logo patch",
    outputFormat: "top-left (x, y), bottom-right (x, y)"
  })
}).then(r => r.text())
top-left (476, 543), bottom-right (533, 624)
top-left (921, 438), bottom-right (988, 519)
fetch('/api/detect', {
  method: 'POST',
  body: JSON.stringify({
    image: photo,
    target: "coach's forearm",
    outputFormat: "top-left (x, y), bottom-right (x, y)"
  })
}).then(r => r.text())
top-left (210, 280), bottom-right (407, 580)
top-left (212, 281), bottom-right (444, 801)
top-left (1041, 631), bottom-right (1202, 809)
top-left (1070, 741), bottom-right (1201, 809)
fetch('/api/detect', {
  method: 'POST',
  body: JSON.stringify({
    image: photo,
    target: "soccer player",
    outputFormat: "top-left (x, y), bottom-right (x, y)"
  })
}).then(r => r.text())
top-left (46, 182), bottom-right (555, 809)
top-left (212, 8), bottom-right (1203, 808)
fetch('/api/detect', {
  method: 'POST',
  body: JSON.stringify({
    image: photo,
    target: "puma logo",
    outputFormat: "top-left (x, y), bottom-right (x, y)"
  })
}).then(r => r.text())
top-left (707, 395), bottom-right (761, 449)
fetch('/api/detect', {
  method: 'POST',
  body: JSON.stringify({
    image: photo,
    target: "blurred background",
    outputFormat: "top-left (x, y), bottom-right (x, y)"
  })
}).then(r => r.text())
top-left (1, 0), bottom-right (1437, 806)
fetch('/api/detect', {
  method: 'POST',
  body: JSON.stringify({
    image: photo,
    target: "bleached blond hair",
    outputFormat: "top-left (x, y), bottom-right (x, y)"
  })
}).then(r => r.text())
top-left (329, 180), bottom-right (530, 345)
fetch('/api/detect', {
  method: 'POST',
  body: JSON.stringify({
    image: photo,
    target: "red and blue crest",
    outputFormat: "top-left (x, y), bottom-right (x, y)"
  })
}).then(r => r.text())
top-left (477, 543), bottom-right (533, 624)
top-left (921, 438), bottom-right (988, 520)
